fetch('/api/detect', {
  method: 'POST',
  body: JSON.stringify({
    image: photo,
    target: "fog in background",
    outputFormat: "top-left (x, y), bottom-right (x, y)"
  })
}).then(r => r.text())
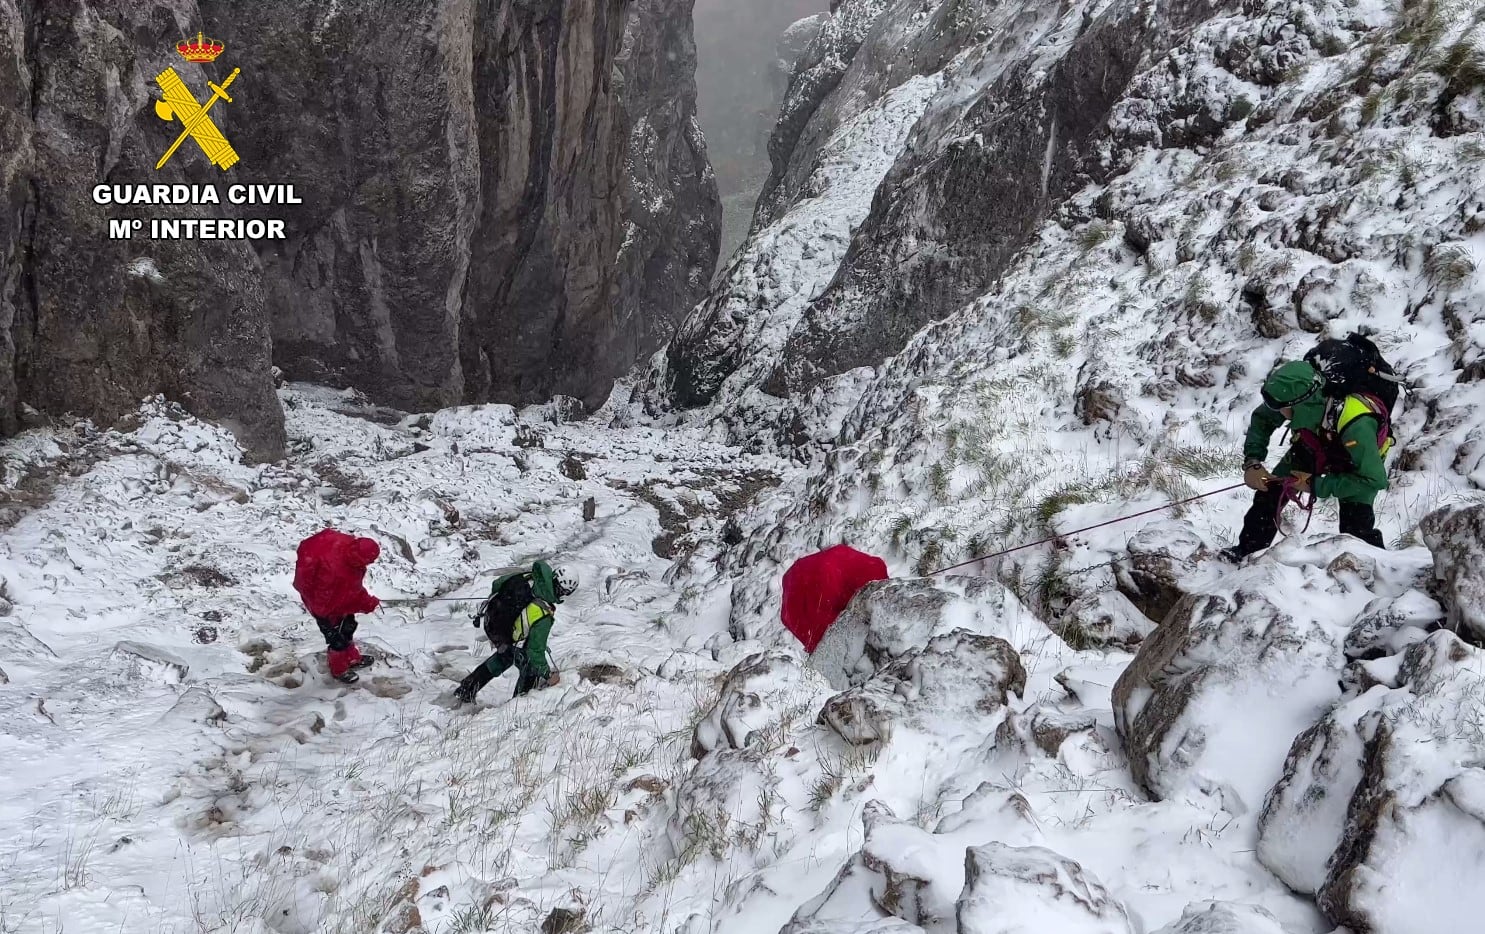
top-left (694, 0), bottom-right (830, 271)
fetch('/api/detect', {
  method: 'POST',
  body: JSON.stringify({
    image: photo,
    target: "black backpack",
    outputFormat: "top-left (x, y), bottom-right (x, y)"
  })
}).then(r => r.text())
top-left (472, 569), bottom-right (533, 646)
top-left (1303, 332), bottom-right (1402, 414)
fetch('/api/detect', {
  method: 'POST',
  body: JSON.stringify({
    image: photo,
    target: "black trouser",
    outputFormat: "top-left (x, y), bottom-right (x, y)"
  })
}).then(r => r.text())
top-left (458, 643), bottom-right (540, 699)
top-left (315, 615), bottom-right (358, 650)
top-left (1236, 484), bottom-right (1385, 555)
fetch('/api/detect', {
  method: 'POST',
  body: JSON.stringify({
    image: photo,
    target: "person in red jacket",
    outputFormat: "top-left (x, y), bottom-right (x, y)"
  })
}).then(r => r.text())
top-left (293, 529), bottom-right (382, 683)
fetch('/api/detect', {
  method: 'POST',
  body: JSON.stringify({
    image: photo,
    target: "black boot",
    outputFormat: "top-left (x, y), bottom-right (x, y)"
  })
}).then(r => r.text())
top-left (1339, 502), bottom-right (1386, 548)
top-left (454, 647), bottom-right (513, 704)
top-left (454, 669), bottom-right (489, 704)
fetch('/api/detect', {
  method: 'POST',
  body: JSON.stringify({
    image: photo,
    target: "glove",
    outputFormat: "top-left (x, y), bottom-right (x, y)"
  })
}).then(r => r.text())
top-left (1243, 461), bottom-right (1273, 491)
top-left (1290, 471), bottom-right (1312, 494)
top-left (544, 672), bottom-right (561, 688)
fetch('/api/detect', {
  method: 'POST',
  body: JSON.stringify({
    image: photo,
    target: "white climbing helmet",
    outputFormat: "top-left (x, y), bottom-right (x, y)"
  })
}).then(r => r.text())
top-left (554, 566), bottom-right (579, 598)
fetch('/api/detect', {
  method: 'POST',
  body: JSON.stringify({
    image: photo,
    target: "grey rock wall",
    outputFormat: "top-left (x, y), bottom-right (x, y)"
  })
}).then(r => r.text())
top-left (0, 0), bottom-right (718, 457)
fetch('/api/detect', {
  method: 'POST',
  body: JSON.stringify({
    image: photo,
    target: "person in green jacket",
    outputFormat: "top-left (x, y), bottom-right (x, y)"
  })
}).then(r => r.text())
top-left (454, 561), bottom-right (578, 704)
top-left (1222, 359), bottom-right (1390, 561)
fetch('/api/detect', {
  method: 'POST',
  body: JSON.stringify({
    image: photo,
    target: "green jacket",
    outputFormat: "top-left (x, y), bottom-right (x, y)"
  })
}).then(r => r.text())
top-left (520, 560), bottom-right (559, 677)
top-left (1242, 397), bottom-right (1388, 505)
top-left (522, 613), bottom-right (554, 678)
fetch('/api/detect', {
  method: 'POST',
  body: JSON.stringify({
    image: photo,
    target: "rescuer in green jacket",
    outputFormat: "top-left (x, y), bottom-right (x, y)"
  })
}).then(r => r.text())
top-left (1223, 359), bottom-right (1390, 561)
top-left (454, 561), bottom-right (577, 704)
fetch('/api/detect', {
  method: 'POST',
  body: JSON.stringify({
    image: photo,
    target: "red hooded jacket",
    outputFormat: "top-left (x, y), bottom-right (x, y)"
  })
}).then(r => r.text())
top-left (294, 529), bottom-right (381, 619)
top-left (781, 545), bottom-right (889, 653)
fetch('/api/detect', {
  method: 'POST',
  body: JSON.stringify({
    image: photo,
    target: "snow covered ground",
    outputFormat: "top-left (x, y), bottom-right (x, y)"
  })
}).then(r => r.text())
top-left (0, 388), bottom-right (794, 933)
top-left (1, 385), bottom-right (1351, 934)
top-left (9, 386), bottom-right (1465, 934)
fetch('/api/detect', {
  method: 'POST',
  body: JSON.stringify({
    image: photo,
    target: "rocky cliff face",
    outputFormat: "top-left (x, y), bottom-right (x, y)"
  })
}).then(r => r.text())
top-left (663, 0), bottom-right (1238, 409)
top-left (614, 0), bottom-right (722, 370)
top-left (202, 0), bottom-right (719, 413)
top-left (0, 0), bottom-right (717, 459)
top-left (693, 0), bottom-right (828, 265)
top-left (1, 0), bottom-right (285, 459)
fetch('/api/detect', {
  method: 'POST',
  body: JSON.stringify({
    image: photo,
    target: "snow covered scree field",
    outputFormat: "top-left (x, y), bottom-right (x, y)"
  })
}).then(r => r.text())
top-left (7, 0), bottom-right (1485, 932)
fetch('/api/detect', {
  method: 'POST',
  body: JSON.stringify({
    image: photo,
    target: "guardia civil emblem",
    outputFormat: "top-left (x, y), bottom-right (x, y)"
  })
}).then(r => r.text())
top-left (153, 32), bottom-right (241, 171)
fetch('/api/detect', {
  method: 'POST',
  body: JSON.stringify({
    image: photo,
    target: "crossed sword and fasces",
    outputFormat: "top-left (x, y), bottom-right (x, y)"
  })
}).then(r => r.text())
top-left (153, 66), bottom-right (241, 170)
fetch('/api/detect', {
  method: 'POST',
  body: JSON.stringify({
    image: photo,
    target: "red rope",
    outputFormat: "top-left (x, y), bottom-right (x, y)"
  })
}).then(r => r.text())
top-left (928, 482), bottom-right (1248, 576)
top-left (1275, 476), bottom-right (1317, 536)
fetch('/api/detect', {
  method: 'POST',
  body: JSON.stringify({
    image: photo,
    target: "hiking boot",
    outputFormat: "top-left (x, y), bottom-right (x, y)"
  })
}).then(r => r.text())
top-left (335, 669), bottom-right (360, 684)
top-left (1217, 546), bottom-right (1247, 564)
top-left (350, 654), bottom-right (376, 670)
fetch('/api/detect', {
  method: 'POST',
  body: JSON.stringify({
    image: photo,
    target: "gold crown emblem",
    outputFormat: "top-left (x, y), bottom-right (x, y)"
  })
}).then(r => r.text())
top-left (176, 31), bottom-right (225, 63)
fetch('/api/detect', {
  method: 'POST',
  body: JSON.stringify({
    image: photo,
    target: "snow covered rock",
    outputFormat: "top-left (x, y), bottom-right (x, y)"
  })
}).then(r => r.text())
top-left (1150, 901), bottom-right (1297, 934)
top-left (1057, 591), bottom-right (1155, 650)
top-left (691, 650), bottom-right (826, 758)
top-left (1419, 502), bottom-right (1485, 641)
top-left (157, 687), bottom-right (227, 727)
top-left (780, 920), bottom-right (921, 934)
top-left (784, 800), bottom-right (961, 931)
top-left (109, 641), bottom-right (190, 685)
top-left (1342, 589), bottom-right (1444, 661)
top-left (955, 842), bottom-right (1132, 934)
top-left (932, 782), bottom-right (1043, 845)
top-left (666, 744), bottom-right (781, 867)
top-left (998, 704), bottom-right (1100, 758)
top-left (819, 629), bottom-right (1025, 745)
top-left (1257, 631), bottom-right (1485, 933)
top-left (1113, 522), bottom-right (1212, 625)
top-left (1113, 585), bottom-right (1341, 807)
top-left (0, 619), bottom-right (56, 670)
top-left (811, 576), bottom-right (1031, 690)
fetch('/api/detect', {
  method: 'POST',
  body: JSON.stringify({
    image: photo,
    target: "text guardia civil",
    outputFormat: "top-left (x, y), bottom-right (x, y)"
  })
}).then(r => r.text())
top-left (95, 184), bottom-right (301, 242)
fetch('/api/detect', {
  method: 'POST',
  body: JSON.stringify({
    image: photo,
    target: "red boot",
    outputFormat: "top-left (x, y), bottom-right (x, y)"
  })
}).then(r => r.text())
top-left (346, 643), bottom-right (375, 670)
top-left (327, 645), bottom-right (359, 683)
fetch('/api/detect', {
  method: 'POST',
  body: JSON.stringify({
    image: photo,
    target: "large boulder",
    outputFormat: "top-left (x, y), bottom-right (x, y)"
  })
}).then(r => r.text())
top-left (1113, 583), bottom-right (1342, 808)
top-left (1257, 631), bottom-right (1485, 933)
top-left (1113, 521), bottom-right (1211, 625)
top-left (784, 802), bottom-right (950, 930)
top-left (1057, 590), bottom-right (1156, 650)
top-left (810, 576), bottom-right (1032, 690)
top-left (955, 843), bottom-right (1133, 934)
top-left (1419, 503), bottom-right (1485, 642)
top-left (818, 629), bottom-right (1025, 746)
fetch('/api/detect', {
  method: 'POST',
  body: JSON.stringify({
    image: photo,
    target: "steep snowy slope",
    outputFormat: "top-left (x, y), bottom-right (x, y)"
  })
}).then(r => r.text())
top-left (652, 0), bottom-right (1485, 632)
top-left (638, 0), bottom-right (1485, 931)
top-left (0, 391), bottom-right (788, 933)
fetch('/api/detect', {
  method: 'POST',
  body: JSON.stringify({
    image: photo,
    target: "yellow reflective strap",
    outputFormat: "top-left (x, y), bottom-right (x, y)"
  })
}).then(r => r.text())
top-left (513, 602), bottom-right (545, 642)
